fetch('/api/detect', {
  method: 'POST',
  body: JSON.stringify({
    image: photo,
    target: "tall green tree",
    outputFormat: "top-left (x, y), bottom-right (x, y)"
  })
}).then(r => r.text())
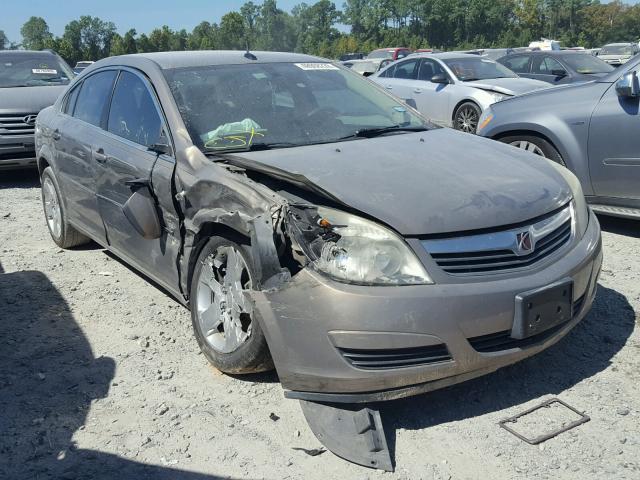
top-left (20, 16), bottom-right (53, 50)
top-left (0, 30), bottom-right (8, 50)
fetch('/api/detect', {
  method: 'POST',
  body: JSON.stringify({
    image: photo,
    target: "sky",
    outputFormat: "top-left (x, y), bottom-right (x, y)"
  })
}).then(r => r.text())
top-left (3, 0), bottom-right (639, 44)
top-left (1, 0), bottom-right (304, 43)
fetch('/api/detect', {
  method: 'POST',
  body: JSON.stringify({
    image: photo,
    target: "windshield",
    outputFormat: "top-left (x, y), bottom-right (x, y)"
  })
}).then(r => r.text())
top-left (349, 61), bottom-right (378, 74)
top-left (600, 45), bottom-right (636, 56)
top-left (0, 53), bottom-right (73, 88)
top-left (164, 62), bottom-right (429, 153)
top-left (562, 54), bottom-right (614, 74)
top-left (443, 57), bottom-right (518, 81)
top-left (368, 50), bottom-right (393, 60)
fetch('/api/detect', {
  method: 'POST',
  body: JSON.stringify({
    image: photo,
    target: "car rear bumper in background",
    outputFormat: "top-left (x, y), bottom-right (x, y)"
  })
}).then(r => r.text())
top-left (254, 211), bottom-right (602, 402)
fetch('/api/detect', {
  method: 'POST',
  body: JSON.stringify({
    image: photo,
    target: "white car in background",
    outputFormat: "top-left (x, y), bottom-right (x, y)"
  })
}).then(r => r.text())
top-left (371, 53), bottom-right (550, 134)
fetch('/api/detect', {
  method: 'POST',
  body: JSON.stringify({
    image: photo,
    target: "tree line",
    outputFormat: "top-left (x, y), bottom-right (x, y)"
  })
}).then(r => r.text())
top-left (2, 0), bottom-right (640, 65)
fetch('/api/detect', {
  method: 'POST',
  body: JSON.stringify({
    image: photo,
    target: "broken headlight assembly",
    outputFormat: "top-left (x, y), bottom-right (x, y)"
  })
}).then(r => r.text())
top-left (287, 206), bottom-right (433, 286)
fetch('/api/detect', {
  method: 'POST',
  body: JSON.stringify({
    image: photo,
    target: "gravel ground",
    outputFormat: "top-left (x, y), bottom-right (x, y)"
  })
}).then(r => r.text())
top-left (1, 170), bottom-right (638, 480)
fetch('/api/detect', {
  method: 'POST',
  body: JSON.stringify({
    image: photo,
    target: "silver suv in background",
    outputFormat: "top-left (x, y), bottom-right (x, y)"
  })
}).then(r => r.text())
top-left (478, 55), bottom-right (640, 219)
top-left (598, 43), bottom-right (639, 67)
top-left (0, 50), bottom-right (73, 170)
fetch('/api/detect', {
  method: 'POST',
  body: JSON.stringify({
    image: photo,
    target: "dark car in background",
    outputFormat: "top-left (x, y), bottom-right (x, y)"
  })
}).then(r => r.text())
top-left (338, 52), bottom-right (366, 62)
top-left (479, 55), bottom-right (640, 219)
top-left (498, 51), bottom-right (614, 85)
top-left (0, 50), bottom-right (73, 170)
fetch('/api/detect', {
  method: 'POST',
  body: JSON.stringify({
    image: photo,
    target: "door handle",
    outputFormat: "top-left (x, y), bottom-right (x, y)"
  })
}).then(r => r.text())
top-left (52, 129), bottom-right (61, 141)
top-left (94, 148), bottom-right (108, 164)
top-left (385, 85), bottom-right (393, 90)
top-left (413, 88), bottom-right (422, 94)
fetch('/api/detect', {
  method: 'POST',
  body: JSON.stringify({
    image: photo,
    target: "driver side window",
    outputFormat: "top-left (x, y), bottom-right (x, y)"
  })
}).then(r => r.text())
top-left (108, 71), bottom-right (163, 147)
top-left (393, 59), bottom-right (420, 80)
top-left (532, 56), bottom-right (563, 74)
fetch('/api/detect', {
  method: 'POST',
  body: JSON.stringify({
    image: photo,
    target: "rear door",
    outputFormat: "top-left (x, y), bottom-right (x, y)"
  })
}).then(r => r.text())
top-left (55, 70), bottom-right (117, 244)
top-left (94, 69), bottom-right (181, 291)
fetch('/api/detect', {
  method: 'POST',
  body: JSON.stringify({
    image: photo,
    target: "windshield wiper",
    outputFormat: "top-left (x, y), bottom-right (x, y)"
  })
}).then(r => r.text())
top-left (204, 142), bottom-right (301, 155)
top-left (336, 125), bottom-right (428, 140)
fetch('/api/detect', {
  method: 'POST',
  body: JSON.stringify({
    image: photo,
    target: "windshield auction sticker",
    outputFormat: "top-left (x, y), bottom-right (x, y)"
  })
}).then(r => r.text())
top-left (32, 69), bottom-right (58, 74)
top-left (294, 63), bottom-right (339, 71)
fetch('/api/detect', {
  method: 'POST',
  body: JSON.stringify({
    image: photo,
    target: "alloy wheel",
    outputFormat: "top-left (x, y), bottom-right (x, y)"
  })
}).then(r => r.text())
top-left (195, 246), bottom-right (254, 354)
top-left (456, 106), bottom-right (479, 133)
top-left (509, 140), bottom-right (545, 157)
top-left (42, 177), bottom-right (62, 239)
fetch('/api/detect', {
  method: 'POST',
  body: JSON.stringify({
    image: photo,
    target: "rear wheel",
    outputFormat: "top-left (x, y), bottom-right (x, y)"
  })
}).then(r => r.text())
top-left (500, 135), bottom-right (566, 166)
top-left (190, 236), bottom-right (273, 374)
top-left (40, 167), bottom-right (90, 248)
top-left (453, 102), bottom-right (481, 134)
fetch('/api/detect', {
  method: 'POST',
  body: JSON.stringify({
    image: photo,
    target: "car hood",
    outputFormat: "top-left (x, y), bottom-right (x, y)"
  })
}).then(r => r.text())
top-left (0, 85), bottom-right (66, 113)
top-left (464, 77), bottom-right (549, 96)
top-left (225, 129), bottom-right (572, 236)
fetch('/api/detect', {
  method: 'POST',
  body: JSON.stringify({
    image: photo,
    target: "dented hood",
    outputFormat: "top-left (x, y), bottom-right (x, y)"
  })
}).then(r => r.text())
top-left (227, 129), bottom-right (572, 236)
top-left (464, 77), bottom-right (549, 96)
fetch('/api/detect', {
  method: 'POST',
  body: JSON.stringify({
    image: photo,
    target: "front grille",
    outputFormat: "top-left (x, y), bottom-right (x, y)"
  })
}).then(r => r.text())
top-left (0, 114), bottom-right (36, 137)
top-left (338, 344), bottom-right (452, 370)
top-left (468, 294), bottom-right (585, 353)
top-left (423, 205), bottom-right (573, 276)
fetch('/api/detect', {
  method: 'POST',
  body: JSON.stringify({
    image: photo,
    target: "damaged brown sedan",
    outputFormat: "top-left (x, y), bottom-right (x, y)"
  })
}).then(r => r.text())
top-left (35, 51), bottom-right (602, 470)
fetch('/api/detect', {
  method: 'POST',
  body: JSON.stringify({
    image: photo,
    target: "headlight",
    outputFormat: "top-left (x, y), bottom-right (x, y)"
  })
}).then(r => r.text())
top-left (549, 163), bottom-right (589, 238)
top-left (288, 206), bottom-right (433, 285)
top-left (488, 92), bottom-right (508, 104)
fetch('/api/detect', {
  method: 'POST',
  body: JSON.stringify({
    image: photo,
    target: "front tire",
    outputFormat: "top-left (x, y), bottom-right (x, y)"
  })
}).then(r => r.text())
top-left (40, 167), bottom-right (90, 248)
top-left (453, 102), bottom-right (481, 134)
top-left (500, 135), bottom-right (566, 166)
top-left (190, 236), bottom-right (273, 374)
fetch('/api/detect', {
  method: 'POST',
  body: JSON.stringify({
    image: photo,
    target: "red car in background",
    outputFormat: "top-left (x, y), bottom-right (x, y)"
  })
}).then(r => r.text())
top-left (367, 47), bottom-right (412, 61)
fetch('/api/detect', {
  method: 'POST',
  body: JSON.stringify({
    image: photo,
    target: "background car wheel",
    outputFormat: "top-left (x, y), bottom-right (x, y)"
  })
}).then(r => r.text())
top-left (40, 167), bottom-right (90, 248)
top-left (190, 236), bottom-right (273, 374)
top-left (453, 102), bottom-right (481, 134)
top-left (500, 135), bottom-right (566, 166)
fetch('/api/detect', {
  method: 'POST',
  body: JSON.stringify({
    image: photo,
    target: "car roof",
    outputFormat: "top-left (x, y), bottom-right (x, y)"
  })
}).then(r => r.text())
top-left (103, 50), bottom-right (328, 70)
top-left (503, 50), bottom-right (588, 57)
top-left (0, 50), bottom-right (58, 56)
top-left (603, 42), bottom-right (636, 46)
top-left (409, 52), bottom-right (485, 60)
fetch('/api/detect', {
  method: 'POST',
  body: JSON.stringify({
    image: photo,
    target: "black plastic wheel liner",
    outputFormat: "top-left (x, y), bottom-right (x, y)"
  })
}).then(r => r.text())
top-left (299, 400), bottom-right (393, 471)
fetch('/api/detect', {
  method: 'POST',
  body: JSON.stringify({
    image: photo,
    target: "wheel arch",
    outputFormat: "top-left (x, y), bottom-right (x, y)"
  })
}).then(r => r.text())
top-left (451, 98), bottom-right (481, 122)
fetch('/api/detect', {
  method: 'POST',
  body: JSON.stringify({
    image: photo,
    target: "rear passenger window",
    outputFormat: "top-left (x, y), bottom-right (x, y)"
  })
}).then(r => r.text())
top-left (393, 59), bottom-right (420, 80)
top-left (108, 71), bottom-right (162, 147)
top-left (63, 84), bottom-right (81, 115)
top-left (73, 71), bottom-right (117, 127)
top-left (501, 55), bottom-right (530, 73)
top-left (532, 56), bottom-right (564, 74)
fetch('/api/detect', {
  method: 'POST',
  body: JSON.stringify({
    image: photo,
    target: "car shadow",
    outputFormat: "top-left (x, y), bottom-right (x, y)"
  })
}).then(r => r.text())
top-left (0, 169), bottom-right (40, 189)
top-left (379, 285), bottom-right (635, 455)
top-left (0, 269), bottom-right (233, 479)
top-left (597, 214), bottom-right (640, 239)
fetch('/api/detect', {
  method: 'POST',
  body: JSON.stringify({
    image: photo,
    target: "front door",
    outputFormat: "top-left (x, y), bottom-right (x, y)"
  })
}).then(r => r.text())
top-left (94, 69), bottom-right (181, 291)
top-left (413, 59), bottom-right (452, 126)
top-left (587, 66), bottom-right (640, 200)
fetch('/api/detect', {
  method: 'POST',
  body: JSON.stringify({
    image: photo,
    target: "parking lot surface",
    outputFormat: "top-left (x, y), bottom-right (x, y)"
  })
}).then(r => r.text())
top-left (1, 170), bottom-right (638, 480)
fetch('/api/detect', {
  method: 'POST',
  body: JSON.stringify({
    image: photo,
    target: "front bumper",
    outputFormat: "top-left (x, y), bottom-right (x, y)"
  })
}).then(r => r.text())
top-left (0, 135), bottom-right (37, 170)
top-left (254, 211), bottom-right (602, 402)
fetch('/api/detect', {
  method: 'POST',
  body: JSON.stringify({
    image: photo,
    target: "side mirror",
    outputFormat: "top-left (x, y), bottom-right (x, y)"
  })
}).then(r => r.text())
top-left (362, 71), bottom-right (373, 77)
top-left (431, 73), bottom-right (450, 84)
top-left (551, 69), bottom-right (567, 77)
top-left (148, 141), bottom-right (173, 156)
top-left (616, 71), bottom-right (640, 98)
